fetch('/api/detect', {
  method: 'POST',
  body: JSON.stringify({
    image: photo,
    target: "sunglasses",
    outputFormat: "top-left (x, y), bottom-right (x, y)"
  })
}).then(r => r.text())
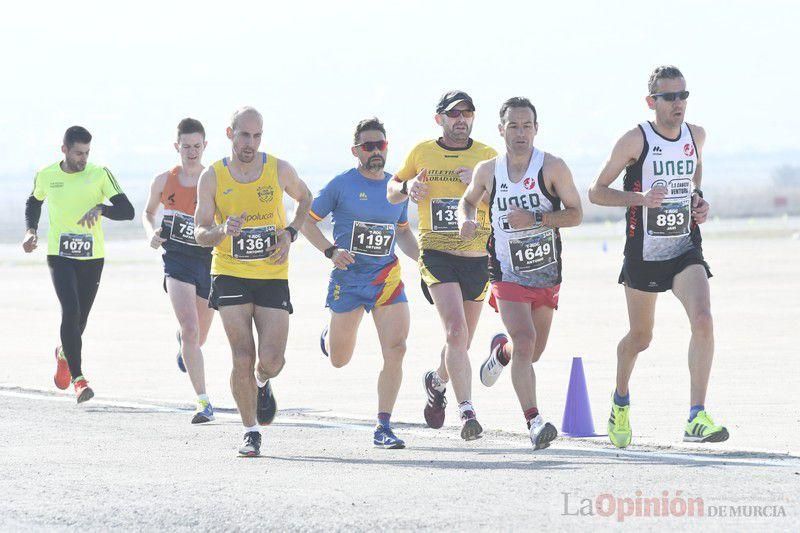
top-left (355, 140), bottom-right (388, 152)
top-left (442, 109), bottom-right (475, 118)
top-left (650, 90), bottom-right (690, 102)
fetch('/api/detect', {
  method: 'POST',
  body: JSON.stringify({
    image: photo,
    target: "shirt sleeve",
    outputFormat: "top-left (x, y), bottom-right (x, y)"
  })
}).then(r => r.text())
top-left (394, 145), bottom-right (419, 181)
top-left (32, 171), bottom-right (47, 201)
top-left (397, 200), bottom-right (409, 226)
top-left (309, 178), bottom-right (338, 221)
top-left (101, 167), bottom-right (125, 200)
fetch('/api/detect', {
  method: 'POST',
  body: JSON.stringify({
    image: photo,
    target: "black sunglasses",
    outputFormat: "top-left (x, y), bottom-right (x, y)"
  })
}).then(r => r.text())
top-left (650, 90), bottom-right (690, 102)
top-left (442, 109), bottom-right (475, 118)
top-left (355, 140), bottom-right (388, 152)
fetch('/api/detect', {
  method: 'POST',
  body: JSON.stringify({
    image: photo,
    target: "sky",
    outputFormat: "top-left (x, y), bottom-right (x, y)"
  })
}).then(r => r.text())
top-left (1, 0), bottom-right (798, 191)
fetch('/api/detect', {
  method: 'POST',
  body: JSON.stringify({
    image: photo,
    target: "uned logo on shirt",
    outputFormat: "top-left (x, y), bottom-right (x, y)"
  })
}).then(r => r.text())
top-left (684, 143), bottom-right (695, 157)
top-left (257, 186), bottom-right (274, 203)
top-left (523, 177), bottom-right (536, 190)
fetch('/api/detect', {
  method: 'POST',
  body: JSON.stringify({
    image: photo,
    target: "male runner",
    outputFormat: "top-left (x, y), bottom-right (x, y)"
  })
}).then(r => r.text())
top-left (142, 118), bottom-right (216, 424)
top-left (460, 98), bottom-right (583, 449)
top-left (303, 118), bottom-right (418, 449)
top-left (195, 107), bottom-right (312, 456)
top-left (23, 126), bottom-right (134, 403)
top-left (387, 91), bottom-right (496, 440)
top-left (588, 65), bottom-right (727, 447)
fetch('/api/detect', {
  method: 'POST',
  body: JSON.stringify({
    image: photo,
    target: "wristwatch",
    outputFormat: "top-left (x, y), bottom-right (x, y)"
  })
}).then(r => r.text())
top-left (400, 180), bottom-right (409, 195)
top-left (534, 211), bottom-right (544, 225)
top-left (693, 188), bottom-right (704, 198)
top-left (285, 226), bottom-right (298, 242)
top-left (324, 245), bottom-right (336, 258)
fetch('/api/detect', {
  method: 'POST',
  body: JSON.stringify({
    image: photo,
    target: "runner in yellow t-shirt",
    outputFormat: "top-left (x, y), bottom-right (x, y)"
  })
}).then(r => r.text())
top-left (22, 126), bottom-right (134, 403)
top-left (195, 107), bottom-right (312, 457)
top-left (387, 91), bottom-right (497, 440)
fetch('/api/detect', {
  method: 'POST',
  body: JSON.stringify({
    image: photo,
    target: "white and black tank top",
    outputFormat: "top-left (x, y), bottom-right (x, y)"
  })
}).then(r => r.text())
top-left (623, 121), bottom-right (701, 262)
top-left (488, 149), bottom-right (562, 288)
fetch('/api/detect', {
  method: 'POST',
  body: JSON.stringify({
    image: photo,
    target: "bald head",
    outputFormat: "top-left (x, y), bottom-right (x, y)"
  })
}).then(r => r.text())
top-left (230, 106), bottom-right (263, 131)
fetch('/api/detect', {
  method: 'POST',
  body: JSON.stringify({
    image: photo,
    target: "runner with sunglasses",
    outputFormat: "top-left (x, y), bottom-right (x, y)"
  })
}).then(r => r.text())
top-left (142, 118), bottom-right (216, 424)
top-left (588, 65), bottom-right (728, 448)
top-left (303, 118), bottom-right (419, 449)
top-left (195, 107), bottom-right (313, 456)
top-left (461, 97), bottom-right (583, 450)
top-left (23, 125), bottom-right (135, 403)
top-left (387, 91), bottom-right (497, 441)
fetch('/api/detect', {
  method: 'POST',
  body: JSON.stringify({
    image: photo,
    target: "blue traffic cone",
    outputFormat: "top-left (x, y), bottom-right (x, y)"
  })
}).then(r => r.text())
top-left (561, 357), bottom-right (599, 437)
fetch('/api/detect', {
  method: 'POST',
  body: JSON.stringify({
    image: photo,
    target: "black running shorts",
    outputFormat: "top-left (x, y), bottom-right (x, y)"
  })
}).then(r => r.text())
top-left (209, 275), bottom-right (293, 313)
top-left (419, 249), bottom-right (489, 304)
top-left (618, 247), bottom-right (712, 293)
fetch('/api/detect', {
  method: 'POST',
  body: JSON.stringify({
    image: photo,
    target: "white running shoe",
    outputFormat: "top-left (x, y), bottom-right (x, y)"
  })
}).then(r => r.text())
top-left (529, 414), bottom-right (558, 450)
top-left (480, 333), bottom-right (508, 387)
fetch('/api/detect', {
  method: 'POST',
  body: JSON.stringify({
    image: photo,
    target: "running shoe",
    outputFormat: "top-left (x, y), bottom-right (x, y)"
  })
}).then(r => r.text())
top-left (238, 431), bottom-right (262, 457)
top-left (608, 400), bottom-right (632, 449)
top-left (74, 378), bottom-right (94, 404)
top-left (373, 426), bottom-right (406, 449)
top-left (683, 410), bottom-right (729, 443)
top-left (191, 399), bottom-right (215, 424)
top-left (423, 370), bottom-right (447, 429)
top-left (529, 414), bottom-right (557, 450)
top-left (480, 333), bottom-right (509, 387)
top-left (53, 346), bottom-right (71, 390)
top-left (176, 330), bottom-right (186, 373)
top-left (460, 411), bottom-right (483, 441)
top-left (256, 379), bottom-right (277, 425)
top-left (320, 326), bottom-right (329, 357)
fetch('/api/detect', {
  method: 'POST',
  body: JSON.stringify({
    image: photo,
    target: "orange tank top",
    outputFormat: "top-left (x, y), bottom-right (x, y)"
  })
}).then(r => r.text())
top-left (160, 166), bottom-right (198, 215)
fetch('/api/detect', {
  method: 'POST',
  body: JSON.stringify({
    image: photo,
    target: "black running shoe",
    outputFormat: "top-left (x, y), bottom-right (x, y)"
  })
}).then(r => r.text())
top-left (423, 371), bottom-right (447, 429)
top-left (257, 380), bottom-right (277, 425)
top-left (460, 411), bottom-right (483, 441)
top-left (238, 431), bottom-right (261, 457)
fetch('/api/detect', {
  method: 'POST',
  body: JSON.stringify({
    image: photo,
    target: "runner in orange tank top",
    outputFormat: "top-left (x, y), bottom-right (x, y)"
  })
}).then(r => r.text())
top-left (142, 118), bottom-right (217, 424)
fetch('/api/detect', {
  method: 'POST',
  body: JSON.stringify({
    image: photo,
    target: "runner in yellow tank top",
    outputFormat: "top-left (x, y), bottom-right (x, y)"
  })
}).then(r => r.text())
top-left (194, 107), bottom-right (312, 457)
top-left (387, 91), bottom-right (497, 441)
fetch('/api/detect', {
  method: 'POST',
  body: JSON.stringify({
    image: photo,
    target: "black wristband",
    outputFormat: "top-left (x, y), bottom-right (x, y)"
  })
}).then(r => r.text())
top-left (693, 188), bottom-right (704, 198)
top-left (400, 180), bottom-right (409, 195)
top-left (285, 226), bottom-right (298, 242)
top-left (324, 245), bottom-right (336, 259)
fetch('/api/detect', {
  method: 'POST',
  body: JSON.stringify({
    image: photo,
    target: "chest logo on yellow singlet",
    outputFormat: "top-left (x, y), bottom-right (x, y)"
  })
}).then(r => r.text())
top-left (257, 185), bottom-right (274, 203)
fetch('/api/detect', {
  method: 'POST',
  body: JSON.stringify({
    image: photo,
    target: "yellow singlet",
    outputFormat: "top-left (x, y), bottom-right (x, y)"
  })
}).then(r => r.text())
top-left (211, 153), bottom-right (288, 280)
top-left (395, 138), bottom-right (496, 253)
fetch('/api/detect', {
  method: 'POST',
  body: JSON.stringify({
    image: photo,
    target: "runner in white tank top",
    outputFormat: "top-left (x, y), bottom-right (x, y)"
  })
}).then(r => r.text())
top-left (588, 65), bottom-right (728, 449)
top-left (458, 97), bottom-right (583, 450)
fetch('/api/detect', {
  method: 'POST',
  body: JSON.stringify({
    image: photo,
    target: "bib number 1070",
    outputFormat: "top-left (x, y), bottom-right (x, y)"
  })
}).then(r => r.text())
top-left (59, 233), bottom-right (94, 258)
top-left (232, 226), bottom-right (276, 260)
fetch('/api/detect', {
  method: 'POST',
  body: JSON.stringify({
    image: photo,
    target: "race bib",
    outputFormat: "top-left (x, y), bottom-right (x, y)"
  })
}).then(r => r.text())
top-left (431, 198), bottom-right (458, 232)
top-left (508, 229), bottom-right (556, 272)
top-left (646, 198), bottom-right (690, 237)
top-left (59, 233), bottom-right (93, 258)
top-left (166, 213), bottom-right (200, 246)
top-left (231, 226), bottom-right (276, 261)
top-left (350, 221), bottom-right (395, 257)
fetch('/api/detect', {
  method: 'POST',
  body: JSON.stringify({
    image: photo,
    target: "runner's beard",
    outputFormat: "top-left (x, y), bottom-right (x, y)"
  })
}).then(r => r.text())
top-left (366, 156), bottom-right (385, 171)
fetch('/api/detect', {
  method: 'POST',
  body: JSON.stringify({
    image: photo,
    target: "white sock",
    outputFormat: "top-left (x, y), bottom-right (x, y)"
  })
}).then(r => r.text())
top-left (459, 400), bottom-right (475, 418)
top-left (197, 394), bottom-right (209, 404)
top-left (244, 425), bottom-right (260, 433)
top-left (255, 375), bottom-right (267, 388)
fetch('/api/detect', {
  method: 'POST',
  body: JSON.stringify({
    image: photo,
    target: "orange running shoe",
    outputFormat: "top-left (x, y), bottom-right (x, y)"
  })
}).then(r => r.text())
top-left (53, 346), bottom-right (71, 390)
top-left (73, 378), bottom-right (94, 404)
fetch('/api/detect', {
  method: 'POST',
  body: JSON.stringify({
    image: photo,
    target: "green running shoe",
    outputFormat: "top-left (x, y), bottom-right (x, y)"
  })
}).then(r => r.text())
top-left (683, 410), bottom-right (729, 443)
top-left (608, 401), bottom-right (632, 448)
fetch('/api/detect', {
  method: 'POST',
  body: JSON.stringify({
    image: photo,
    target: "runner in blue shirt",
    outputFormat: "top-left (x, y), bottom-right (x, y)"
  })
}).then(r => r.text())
top-left (302, 117), bottom-right (418, 449)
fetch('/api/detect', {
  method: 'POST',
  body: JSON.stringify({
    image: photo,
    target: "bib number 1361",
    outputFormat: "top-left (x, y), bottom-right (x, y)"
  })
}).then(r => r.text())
top-left (232, 226), bottom-right (276, 260)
